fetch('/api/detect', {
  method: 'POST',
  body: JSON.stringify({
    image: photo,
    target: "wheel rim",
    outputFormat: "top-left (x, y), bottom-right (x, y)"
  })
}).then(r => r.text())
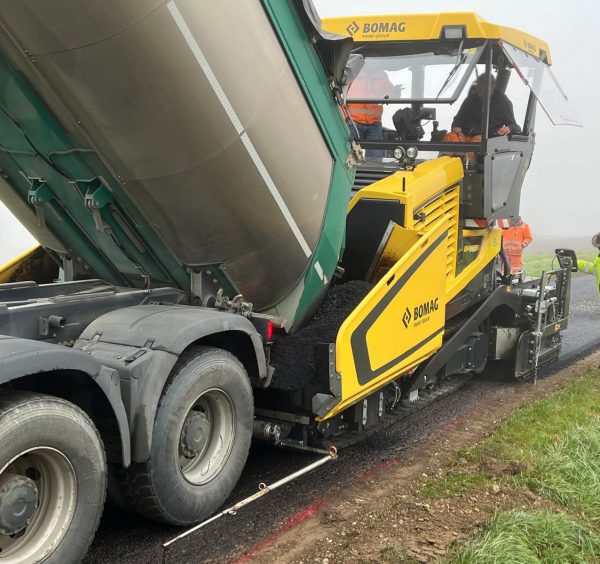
top-left (178, 389), bottom-right (236, 485)
top-left (0, 447), bottom-right (77, 564)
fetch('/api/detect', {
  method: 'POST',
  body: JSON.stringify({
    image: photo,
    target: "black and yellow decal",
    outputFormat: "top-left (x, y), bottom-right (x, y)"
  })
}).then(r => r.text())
top-left (351, 231), bottom-right (447, 385)
top-left (324, 219), bottom-right (450, 419)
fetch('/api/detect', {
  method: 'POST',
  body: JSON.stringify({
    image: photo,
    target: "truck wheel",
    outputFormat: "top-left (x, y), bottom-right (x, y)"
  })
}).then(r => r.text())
top-left (0, 391), bottom-right (106, 564)
top-left (119, 346), bottom-right (253, 525)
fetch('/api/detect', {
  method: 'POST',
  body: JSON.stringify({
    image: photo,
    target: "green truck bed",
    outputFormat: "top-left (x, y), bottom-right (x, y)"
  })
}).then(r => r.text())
top-left (0, 0), bottom-right (355, 330)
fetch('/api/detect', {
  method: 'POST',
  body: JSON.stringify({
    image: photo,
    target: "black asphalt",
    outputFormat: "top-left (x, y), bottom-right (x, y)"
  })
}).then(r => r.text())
top-left (84, 275), bottom-right (600, 564)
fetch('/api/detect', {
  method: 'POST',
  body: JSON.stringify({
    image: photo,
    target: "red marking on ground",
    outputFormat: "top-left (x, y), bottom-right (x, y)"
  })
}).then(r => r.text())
top-left (235, 405), bottom-right (488, 562)
top-left (433, 402), bottom-right (487, 439)
top-left (233, 497), bottom-right (327, 563)
top-left (234, 458), bottom-right (399, 562)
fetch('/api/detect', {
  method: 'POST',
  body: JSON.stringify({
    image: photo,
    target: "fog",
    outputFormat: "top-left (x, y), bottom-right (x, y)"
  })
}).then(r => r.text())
top-left (1, 1), bottom-right (598, 265)
top-left (0, 204), bottom-right (37, 263)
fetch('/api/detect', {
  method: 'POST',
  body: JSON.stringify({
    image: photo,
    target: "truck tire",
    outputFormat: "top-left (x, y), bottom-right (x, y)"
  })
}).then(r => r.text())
top-left (118, 346), bottom-right (253, 525)
top-left (0, 391), bottom-right (106, 563)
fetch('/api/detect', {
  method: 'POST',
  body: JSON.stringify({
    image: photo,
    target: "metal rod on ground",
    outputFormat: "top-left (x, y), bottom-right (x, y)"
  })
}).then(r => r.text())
top-left (162, 446), bottom-right (338, 555)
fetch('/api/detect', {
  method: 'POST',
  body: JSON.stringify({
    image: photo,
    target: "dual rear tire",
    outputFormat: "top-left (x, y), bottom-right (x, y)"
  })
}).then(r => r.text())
top-left (0, 346), bottom-right (252, 562)
top-left (116, 346), bottom-right (254, 525)
top-left (0, 392), bottom-right (106, 564)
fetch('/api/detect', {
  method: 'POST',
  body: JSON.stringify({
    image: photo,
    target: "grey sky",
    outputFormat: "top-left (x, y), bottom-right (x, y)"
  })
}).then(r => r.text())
top-left (1, 1), bottom-right (597, 265)
top-left (313, 0), bottom-right (599, 241)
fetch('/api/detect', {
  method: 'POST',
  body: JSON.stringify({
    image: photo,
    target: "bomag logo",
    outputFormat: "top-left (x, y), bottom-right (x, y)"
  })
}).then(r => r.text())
top-left (414, 298), bottom-right (439, 321)
top-left (346, 21), bottom-right (360, 36)
top-left (403, 298), bottom-right (439, 328)
top-left (362, 21), bottom-right (406, 35)
top-left (402, 307), bottom-right (412, 329)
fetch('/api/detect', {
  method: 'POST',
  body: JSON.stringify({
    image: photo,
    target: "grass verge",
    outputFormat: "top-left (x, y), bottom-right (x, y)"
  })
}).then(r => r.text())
top-left (419, 472), bottom-right (488, 499)
top-left (525, 422), bottom-right (600, 526)
top-left (453, 509), bottom-right (600, 564)
top-left (419, 369), bottom-right (600, 561)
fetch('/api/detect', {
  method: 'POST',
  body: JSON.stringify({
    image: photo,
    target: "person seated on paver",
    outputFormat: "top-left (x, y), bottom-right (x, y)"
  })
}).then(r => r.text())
top-left (444, 73), bottom-right (521, 144)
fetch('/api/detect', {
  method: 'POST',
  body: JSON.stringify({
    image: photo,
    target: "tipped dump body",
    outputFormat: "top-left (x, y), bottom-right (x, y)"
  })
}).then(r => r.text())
top-left (0, 0), bottom-right (354, 329)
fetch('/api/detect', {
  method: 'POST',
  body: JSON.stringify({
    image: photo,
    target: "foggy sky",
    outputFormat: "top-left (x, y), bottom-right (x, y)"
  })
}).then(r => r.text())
top-left (1, 1), bottom-right (598, 265)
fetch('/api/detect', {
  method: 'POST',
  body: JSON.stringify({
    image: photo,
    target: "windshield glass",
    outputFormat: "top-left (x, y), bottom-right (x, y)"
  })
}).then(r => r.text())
top-left (346, 45), bottom-right (485, 103)
top-left (500, 41), bottom-right (582, 127)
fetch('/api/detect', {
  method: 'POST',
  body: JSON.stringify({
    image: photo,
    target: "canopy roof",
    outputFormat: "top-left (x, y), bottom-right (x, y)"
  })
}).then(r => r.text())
top-left (322, 12), bottom-right (552, 64)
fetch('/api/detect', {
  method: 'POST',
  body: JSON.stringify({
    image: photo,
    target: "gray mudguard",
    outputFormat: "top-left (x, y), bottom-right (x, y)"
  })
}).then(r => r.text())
top-left (0, 335), bottom-right (131, 466)
top-left (74, 304), bottom-right (267, 462)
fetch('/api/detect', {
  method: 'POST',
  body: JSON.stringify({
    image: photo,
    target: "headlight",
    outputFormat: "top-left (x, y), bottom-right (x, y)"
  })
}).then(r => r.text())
top-left (406, 146), bottom-right (419, 160)
top-left (442, 25), bottom-right (466, 40)
top-left (393, 146), bottom-right (405, 160)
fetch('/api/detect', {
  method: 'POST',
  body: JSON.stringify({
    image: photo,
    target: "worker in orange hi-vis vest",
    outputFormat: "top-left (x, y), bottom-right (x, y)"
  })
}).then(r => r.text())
top-left (347, 66), bottom-right (395, 158)
top-left (502, 217), bottom-right (533, 274)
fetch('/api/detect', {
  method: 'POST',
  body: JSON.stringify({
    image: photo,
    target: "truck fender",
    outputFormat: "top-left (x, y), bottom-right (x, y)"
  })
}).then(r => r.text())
top-left (0, 335), bottom-right (132, 466)
top-left (74, 304), bottom-right (268, 462)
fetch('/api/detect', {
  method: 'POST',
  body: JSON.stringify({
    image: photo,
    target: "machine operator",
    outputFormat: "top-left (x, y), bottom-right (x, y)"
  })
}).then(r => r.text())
top-left (444, 73), bottom-right (521, 143)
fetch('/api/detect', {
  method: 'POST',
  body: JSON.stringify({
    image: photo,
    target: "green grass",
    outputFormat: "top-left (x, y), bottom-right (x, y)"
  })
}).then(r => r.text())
top-left (522, 250), bottom-right (597, 278)
top-left (451, 509), bottom-right (600, 564)
top-left (471, 373), bottom-right (600, 466)
top-left (475, 374), bottom-right (600, 521)
top-left (434, 370), bottom-right (600, 562)
top-left (421, 372), bottom-right (600, 504)
top-left (525, 423), bottom-right (600, 526)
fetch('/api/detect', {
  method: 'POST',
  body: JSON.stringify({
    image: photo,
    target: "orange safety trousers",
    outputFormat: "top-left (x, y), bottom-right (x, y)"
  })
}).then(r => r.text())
top-left (442, 132), bottom-right (482, 143)
top-left (442, 132), bottom-right (482, 162)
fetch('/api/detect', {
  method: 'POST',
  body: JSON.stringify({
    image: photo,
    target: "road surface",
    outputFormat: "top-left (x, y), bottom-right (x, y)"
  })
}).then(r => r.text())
top-left (84, 275), bottom-right (600, 563)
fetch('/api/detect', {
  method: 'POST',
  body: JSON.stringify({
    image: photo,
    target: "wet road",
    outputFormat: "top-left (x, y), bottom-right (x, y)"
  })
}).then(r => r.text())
top-left (84, 276), bottom-right (600, 564)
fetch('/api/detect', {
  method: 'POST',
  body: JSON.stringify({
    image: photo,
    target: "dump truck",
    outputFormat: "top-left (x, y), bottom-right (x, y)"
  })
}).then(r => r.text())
top-left (0, 4), bottom-right (580, 562)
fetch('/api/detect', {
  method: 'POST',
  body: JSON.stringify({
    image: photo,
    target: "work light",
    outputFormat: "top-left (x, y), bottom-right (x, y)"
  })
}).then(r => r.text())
top-left (393, 146), bottom-right (405, 160)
